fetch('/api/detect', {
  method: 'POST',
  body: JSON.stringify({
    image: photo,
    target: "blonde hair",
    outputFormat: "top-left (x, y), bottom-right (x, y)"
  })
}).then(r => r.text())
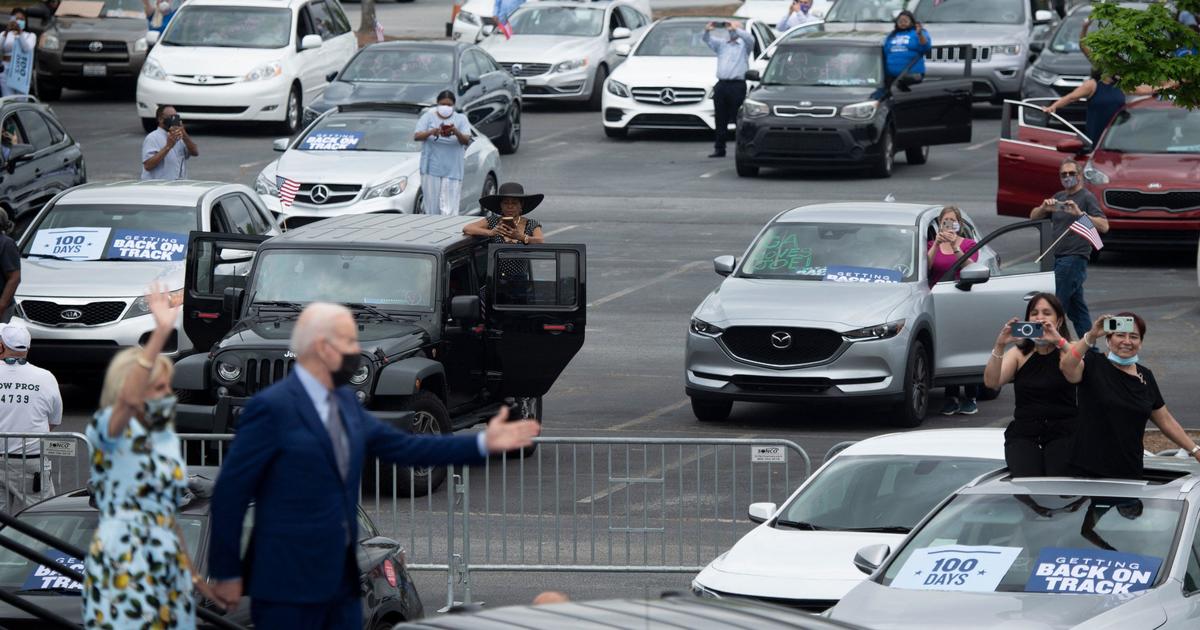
top-left (99, 348), bottom-right (174, 409)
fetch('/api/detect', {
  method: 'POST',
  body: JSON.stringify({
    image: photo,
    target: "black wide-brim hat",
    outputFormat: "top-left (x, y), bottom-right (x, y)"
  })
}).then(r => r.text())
top-left (480, 182), bottom-right (544, 215)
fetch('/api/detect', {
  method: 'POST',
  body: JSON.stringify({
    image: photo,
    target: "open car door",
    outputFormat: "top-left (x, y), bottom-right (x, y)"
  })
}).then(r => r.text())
top-left (486, 243), bottom-right (586, 398)
top-left (996, 98), bottom-right (1091, 218)
top-left (183, 232), bottom-right (268, 354)
top-left (931, 220), bottom-right (1055, 381)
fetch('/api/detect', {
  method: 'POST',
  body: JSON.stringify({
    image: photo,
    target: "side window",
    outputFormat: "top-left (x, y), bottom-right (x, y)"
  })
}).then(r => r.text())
top-left (1185, 525), bottom-right (1200, 594)
top-left (240, 194), bottom-right (272, 234)
top-left (16, 111), bottom-right (52, 151)
top-left (356, 508), bottom-right (379, 538)
top-left (0, 114), bottom-right (25, 151)
top-left (447, 258), bottom-right (475, 316)
top-left (326, 0), bottom-right (352, 34)
top-left (608, 7), bottom-right (624, 32)
top-left (470, 51), bottom-right (495, 76)
top-left (493, 250), bottom-right (579, 308)
top-left (461, 53), bottom-right (484, 82)
top-left (216, 196), bottom-right (259, 235)
top-left (617, 7), bottom-right (643, 29)
top-left (941, 223), bottom-right (1048, 284)
top-left (307, 1), bottom-right (335, 39)
top-left (476, 50), bottom-right (501, 73)
top-left (297, 7), bottom-right (318, 40)
top-left (41, 114), bottom-right (64, 145)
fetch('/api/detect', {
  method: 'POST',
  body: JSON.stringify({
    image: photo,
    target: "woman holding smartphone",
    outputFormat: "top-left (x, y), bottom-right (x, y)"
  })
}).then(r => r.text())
top-left (926, 206), bottom-right (980, 415)
top-left (464, 181), bottom-right (545, 245)
top-left (984, 293), bottom-right (1077, 476)
top-left (1059, 312), bottom-right (1200, 478)
top-left (414, 90), bottom-right (473, 216)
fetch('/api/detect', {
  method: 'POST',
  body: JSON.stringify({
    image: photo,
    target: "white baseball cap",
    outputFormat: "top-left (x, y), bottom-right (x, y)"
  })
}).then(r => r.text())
top-left (1, 324), bottom-right (30, 352)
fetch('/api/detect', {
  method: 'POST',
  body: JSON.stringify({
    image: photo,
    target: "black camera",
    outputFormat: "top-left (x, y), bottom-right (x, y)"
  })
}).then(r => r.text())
top-left (163, 114), bottom-right (182, 129)
top-left (712, 21), bottom-right (729, 28)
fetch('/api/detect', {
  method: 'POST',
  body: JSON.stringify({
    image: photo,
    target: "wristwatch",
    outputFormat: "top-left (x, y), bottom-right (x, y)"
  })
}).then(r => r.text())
top-left (1190, 445), bottom-right (1200, 455)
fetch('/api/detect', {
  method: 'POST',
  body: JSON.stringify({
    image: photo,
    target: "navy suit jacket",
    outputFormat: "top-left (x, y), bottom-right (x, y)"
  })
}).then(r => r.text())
top-left (208, 372), bottom-right (483, 604)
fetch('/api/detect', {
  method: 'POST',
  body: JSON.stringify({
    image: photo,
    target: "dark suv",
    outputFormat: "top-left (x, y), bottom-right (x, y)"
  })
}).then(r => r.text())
top-left (0, 96), bottom-right (86, 234)
top-left (173, 213), bottom-right (587, 494)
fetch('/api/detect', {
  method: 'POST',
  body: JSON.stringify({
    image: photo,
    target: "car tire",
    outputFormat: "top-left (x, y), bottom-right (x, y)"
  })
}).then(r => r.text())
top-left (413, 189), bottom-right (424, 214)
top-left (364, 391), bottom-right (452, 498)
top-left (871, 127), bottom-right (895, 179)
top-left (37, 79), bottom-right (62, 101)
top-left (905, 145), bottom-right (929, 165)
top-left (495, 104), bottom-right (521, 154)
top-left (588, 65), bottom-right (607, 111)
top-left (736, 157), bottom-right (759, 177)
top-left (480, 173), bottom-right (497, 212)
top-left (691, 397), bottom-right (732, 422)
top-left (141, 117), bottom-right (157, 133)
top-left (603, 125), bottom-right (627, 138)
top-left (891, 339), bottom-right (930, 428)
top-left (278, 84), bottom-right (303, 135)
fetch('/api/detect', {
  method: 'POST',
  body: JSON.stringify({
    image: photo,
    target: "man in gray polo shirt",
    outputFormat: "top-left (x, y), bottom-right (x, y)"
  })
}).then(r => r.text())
top-left (141, 104), bottom-right (199, 180)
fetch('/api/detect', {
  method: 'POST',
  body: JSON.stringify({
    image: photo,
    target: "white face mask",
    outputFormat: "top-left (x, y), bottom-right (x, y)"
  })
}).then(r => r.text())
top-left (158, 1), bottom-right (171, 13)
top-left (436, 105), bottom-right (453, 118)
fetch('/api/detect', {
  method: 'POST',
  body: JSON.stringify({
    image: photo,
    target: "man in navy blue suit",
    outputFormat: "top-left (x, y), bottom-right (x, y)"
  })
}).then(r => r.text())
top-left (207, 302), bottom-right (539, 628)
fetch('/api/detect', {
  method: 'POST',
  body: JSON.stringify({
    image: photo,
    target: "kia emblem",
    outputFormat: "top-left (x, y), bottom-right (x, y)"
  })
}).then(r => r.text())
top-left (770, 331), bottom-right (792, 349)
top-left (60, 308), bottom-right (83, 321)
top-left (1148, 183), bottom-right (1162, 189)
top-left (799, 100), bottom-right (812, 107)
top-left (88, 41), bottom-right (103, 52)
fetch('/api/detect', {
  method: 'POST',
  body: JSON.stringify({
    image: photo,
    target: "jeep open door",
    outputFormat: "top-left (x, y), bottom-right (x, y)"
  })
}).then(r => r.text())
top-left (183, 232), bottom-right (267, 354)
top-left (931, 220), bottom-right (1055, 381)
top-left (997, 98), bottom-right (1091, 218)
top-left (486, 243), bottom-right (586, 398)
top-left (891, 48), bottom-right (973, 149)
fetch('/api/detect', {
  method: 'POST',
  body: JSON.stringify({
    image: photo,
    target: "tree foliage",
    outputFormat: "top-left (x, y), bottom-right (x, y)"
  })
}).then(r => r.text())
top-left (1082, 0), bottom-right (1200, 108)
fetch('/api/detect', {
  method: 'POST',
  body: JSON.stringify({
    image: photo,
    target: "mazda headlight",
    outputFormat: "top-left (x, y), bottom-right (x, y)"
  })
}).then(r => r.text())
top-left (216, 361), bottom-right (242, 382)
top-left (349, 364), bottom-right (370, 385)
top-left (457, 10), bottom-right (480, 25)
top-left (124, 289), bottom-right (184, 319)
top-left (364, 177), bottom-right (408, 200)
top-left (552, 58), bottom-right (587, 73)
top-left (41, 33), bottom-right (60, 51)
top-left (841, 100), bottom-right (879, 121)
top-left (141, 58), bottom-right (166, 80)
top-left (1027, 66), bottom-right (1058, 86)
top-left (132, 37), bottom-right (148, 53)
top-left (245, 62), bottom-right (283, 82)
top-left (255, 173), bottom-right (279, 196)
top-left (690, 317), bottom-right (724, 336)
top-left (741, 98), bottom-right (769, 118)
top-left (1083, 162), bottom-right (1109, 185)
top-left (607, 79), bottom-right (629, 98)
top-left (991, 44), bottom-right (1022, 56)
top-left (843, 320), bottom-right (906, 341)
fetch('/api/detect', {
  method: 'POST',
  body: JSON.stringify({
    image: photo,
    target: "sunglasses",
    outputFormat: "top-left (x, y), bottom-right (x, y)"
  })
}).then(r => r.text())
top-left (1060, 171), bottom-right (1078, 176)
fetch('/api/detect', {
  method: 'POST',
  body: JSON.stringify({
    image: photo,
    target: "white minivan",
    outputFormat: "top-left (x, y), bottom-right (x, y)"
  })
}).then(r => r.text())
top-left (136, 0), bottom-right (358, 134)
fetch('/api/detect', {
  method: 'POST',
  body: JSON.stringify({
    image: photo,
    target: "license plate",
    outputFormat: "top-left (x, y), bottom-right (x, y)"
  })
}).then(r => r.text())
top-left (82, 64), bottom-right (106, 77)
top-left (517, 79), bottom-right (526, 91)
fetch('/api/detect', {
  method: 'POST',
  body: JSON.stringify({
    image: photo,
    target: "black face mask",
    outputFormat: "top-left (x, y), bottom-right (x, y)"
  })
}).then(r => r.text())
top-left (331, 352), bottom-right (361, 388)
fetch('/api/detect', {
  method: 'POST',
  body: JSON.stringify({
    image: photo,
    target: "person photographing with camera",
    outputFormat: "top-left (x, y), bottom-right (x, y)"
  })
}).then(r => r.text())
top-left (702, 20), bottom-right (753, 159)
top-left (414, 91), bottom-right (472, 215)
top-left (1058, 312), bottom-right (1200, 479)
top-left (142, 105), bottom-right (198, 181)
top-left (1030, 159), bottom-right (1108, 340)
top-left (779, 0), bottom-right (818, 32)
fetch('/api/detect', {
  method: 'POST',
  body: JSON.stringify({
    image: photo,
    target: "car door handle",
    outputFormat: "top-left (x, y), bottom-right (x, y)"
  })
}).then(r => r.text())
top-left (1001, 153), bottom-right (1026, 162)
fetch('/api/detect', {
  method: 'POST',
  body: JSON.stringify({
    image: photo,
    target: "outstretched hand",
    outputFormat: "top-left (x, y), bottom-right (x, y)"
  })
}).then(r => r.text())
top-left (483, 406), bottom-right (540, 453)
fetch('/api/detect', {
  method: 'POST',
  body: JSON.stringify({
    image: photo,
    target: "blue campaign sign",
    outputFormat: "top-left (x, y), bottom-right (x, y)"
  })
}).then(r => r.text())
top-left (824, 265), bottom-right (903, 284)
top-left (107, 230), bottom-right (187, 262)
top-left (21, 550), bottom-right (84, 592)
top-left (299, 131), bottom-right (364, 151)
top-left (1025, 548), bottom-right (1162, 595)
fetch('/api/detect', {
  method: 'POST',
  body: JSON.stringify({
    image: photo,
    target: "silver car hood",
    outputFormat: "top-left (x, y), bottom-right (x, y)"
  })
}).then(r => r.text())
top-left (272, 149), bottom-right (419, 185)
top-left (17, 259), bottom-right (182, 298)
top-left (830, 580), bottom-right (1166, 630)
top-left (696, 278), bottom-right (917, 329)
top-left (481, 35), bottom-right (599, 63)
top-left (920, 23), bottom-right (1026, 45)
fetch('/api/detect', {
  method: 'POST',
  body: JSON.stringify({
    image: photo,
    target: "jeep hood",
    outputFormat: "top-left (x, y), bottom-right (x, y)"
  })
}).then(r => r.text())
top-left (16, 259), bottom-right (181, 298)
top-left (695, 278), bottom-right (917, 328)
top-left (217, 317), bottom-right (430, 355)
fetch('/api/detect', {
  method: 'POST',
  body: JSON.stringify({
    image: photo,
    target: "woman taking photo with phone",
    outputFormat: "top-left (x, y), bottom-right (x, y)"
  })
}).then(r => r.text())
top-left (1059, 312), bottom-right (1200, 478)
top-left (463, 181), bottom-right (545, 245)
top-left (984, 293), bottom-right (1077, 476)
top-left (927, 206), bottom-right (980, 415)
top-left (414, 90), bottom-right (473, 216)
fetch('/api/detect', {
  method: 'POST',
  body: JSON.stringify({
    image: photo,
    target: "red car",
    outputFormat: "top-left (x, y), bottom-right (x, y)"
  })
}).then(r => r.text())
top-left (997, 97), bottom-right (1200, 250)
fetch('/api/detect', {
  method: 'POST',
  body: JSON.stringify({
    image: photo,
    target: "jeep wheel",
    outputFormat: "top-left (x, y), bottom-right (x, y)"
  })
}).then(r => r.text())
top-left (890, 340), bottom-right (930, 427)
top-left (364, 391), bottom-right (452, 498)
top-left (691, 397), bottom-right (731, 422)
top-left (905, 145), bottom-right (929, 165)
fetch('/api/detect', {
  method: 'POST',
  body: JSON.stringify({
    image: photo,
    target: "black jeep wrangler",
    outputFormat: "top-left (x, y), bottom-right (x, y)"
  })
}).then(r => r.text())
top-left (172, 213), bottom-right (586, 495)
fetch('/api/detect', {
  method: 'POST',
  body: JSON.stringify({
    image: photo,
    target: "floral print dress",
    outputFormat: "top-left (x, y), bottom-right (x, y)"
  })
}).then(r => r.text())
top-left (83, 407), bottom-right (194, 630)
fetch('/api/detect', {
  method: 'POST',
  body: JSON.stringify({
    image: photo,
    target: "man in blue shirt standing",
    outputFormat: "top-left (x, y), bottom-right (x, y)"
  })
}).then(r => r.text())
top-left (703, 21), bottom-right (753, 158)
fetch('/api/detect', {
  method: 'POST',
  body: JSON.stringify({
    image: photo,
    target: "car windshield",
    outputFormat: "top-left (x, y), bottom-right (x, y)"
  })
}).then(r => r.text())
top-left (341, 49), bottom-right (455, 83)
top-left (507, 7), bottom-right (604, 37)
top-left (763, 47), bottom-right (881, 86)
top-left (914, 0), bottom-right (1024, 24)
top-left (0, 512), bottom-right (203, 592)
top-left (298, 114), bottom-right (422, 152)
top-left (1100, 107), bottom-right (1200, 154)
top-left (1049, 12), bottom-right (1091, 53)
top-left (778, 456), bottom-right (999, 531)
top-left (96, 0), bottom-right (145, 18)
top-left (21, 204), bottom-right (197, 262)
top-left (880, 494), bottom-right (1183, 593)
top-left (250, 249), bottom-right (436, 311)
top-left (825, 0), bottom-right (906, 23)
top-left (635, 23), bottom-right (715, 57)
top-left (161, 6), bottom-right (292, 49)
top-left (739, 222), bottom-right (919, 282)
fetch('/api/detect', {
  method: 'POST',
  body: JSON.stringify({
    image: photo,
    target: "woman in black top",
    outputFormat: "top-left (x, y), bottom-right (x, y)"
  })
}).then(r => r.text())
top-left (983, 293), bottom-right (1077, 476)
top-left (1060, 312), bottom-right (1200, 479)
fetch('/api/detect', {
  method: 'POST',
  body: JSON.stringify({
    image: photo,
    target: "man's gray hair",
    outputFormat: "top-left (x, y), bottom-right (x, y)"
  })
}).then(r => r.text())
top-left (290, 302), bottom-right (352, 356)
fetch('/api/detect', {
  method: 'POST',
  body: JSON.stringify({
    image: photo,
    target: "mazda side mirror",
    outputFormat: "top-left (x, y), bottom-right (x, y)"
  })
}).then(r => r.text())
top-left (744, 69), bottom-right (761, 82)
top-left (747, 502), bottom-right (776, 524)
top-left (272, 138), bottom-right (289, 152)
top-left (1034, 9), bottom-right (1053, 24)
top-left (481, 24), bottom-right (495, 36)
top-left (1056, 138), bottom-right (1087, 154)
top-left (300, 34), bottom-right (323, 51)
top-left (854, 544), bottom-right (891, 575)
top-left (1029, 40), bottom-right (1044, 53)
top-left (713, 255), bottom-right (736, 277)
top-left (611, 27), bottom-right (631, 40)
top-left (145, 30), bottom-right (159, 46)
top-left (450, 295), bottom-right (481, 323)
top-left (955, 262), bottom-right (991, 290)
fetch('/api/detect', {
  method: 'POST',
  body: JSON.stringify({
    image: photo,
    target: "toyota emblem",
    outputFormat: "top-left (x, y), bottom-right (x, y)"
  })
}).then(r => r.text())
top-left (659, 88), bottom-right (676, 105)
top-left (309, 184), bottom-right (330, 204)
top-left (60, 308), bottom-right (83, 321)
top-left (770, 331), bottom-right (792, 349)
top-left (511, 63), bottom-right (523, 75)
top-left (88, 41), bottom-right (103, 52)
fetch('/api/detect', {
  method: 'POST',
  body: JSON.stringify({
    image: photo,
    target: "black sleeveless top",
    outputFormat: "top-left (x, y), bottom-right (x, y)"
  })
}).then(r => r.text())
top-left (1013, 349), bottom-right (1077, 422)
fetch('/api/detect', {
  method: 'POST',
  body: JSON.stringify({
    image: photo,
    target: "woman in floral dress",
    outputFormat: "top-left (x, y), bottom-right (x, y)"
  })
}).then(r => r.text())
top-left (83, 286), bottom-right (218, 629)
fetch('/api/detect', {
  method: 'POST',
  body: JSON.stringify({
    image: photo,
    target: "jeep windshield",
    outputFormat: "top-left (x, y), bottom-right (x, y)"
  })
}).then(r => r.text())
top-left (298, 114), bottom-right (421, 152)
top-left (635, 23), bottom-right (716, 57)
top-left (1100, 107), bottom-right (1200, 154)
top-left (763, 47), bottom-right (881, 86)
top-left (825, 0), bottom-right (906, 24)
top-left (738, 222), bottom-right (919, 282)
top-left (161, 6), bottom-right (292, 49)
top-left (914, 0), bottom-right (1025, 24)
top-left (20, 204), bottom-right (197, 262)
top-left (249, 249), bottom-right (436, 311)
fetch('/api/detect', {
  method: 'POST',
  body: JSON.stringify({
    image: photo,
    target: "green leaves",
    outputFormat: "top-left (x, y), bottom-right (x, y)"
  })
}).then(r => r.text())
top-left (1083, 1), bottom-right (1200, 109)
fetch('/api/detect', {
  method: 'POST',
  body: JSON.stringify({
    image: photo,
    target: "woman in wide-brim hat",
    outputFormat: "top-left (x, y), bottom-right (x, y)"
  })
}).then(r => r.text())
top-left (464, 182), bottom-right (545, 245)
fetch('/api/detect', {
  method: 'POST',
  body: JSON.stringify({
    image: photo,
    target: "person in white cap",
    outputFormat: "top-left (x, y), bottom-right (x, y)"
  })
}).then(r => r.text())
top-left (0, 323), bottom-right (61, 511)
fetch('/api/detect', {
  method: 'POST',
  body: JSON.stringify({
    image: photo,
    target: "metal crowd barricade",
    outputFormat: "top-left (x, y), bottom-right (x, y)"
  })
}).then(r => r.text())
top-left (0, 433), bottom-right (91, 512)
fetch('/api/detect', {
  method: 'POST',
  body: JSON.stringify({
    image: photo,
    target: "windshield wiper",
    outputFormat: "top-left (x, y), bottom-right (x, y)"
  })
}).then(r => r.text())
top-left (774, 519), bottom-right (826, 531)
top-left (252, 300), bottom-right (303, 312)
top-left (345, 302), bottom-right (396, 321)
top-left (15, 586), bottom-right (80, 594)
top-left (24, 253), bottom-right (75, 261)
top-left (841, 525), bottom-right (911, 534)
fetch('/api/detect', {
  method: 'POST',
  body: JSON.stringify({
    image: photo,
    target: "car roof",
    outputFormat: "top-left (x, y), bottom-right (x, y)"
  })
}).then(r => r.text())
top-left (53, 180), bottom-right (238, 206)
top-left (839, 428), bottom-right (1005, 460)
top-left (1123, 96), bottom-right (1189, 112)
top-left (400, 593), bottom-right (867, 629)
top-left (1068, 1), bottom-right (1151, 17)
top-left (779, 30), bottom-right (886, 46)
top-left (180, 0), bottom-right (305, 8)
top-left (961, 458), bottom-right (1200, 501)
top-left (660, 16), bottom-right (741, 22)
top-left (361, 41), bottom-right (468, 53)
top-left (21, 467), bottom-right (222, 516)
top-left (775, 202), bottom-right (941, 226)
top-left (264, 214), bottom-right (481, 253)
top-left (525, 1), bottom-right (612, 9)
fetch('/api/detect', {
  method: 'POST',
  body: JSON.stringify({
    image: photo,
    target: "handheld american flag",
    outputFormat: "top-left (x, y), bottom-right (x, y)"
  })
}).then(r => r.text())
top-left (277, 176), bottom-right (301, 209)
top-left (1068, 213), bottom-right (1104, 251)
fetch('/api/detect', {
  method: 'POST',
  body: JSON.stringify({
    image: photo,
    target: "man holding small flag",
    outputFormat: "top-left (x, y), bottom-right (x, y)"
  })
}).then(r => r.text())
top-left (1031, 158), bottom-right (1109, 340)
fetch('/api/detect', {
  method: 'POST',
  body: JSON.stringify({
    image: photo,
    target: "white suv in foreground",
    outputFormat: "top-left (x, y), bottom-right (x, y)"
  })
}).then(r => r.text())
top-left (136, 0), bottom-right (358, 134)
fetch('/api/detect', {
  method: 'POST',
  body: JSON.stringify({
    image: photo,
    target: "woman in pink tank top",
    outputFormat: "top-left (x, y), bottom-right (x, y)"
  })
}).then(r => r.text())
top-left (927, 206), bottom-right (980, 414)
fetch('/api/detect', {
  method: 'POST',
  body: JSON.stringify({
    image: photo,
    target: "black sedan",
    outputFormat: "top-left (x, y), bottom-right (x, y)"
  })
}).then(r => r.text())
top-left (305, 41), bottom-right (522, 154)
top-left (0, 469), bottom-right (423, 629)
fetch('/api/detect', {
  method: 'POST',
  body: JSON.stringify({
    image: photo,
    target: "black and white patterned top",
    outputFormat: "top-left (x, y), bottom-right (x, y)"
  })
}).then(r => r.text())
top-left (484, 212), bottom-right (542, 243)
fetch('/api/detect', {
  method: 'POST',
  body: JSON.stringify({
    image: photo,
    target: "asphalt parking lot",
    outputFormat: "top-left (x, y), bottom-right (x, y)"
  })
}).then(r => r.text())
top-left (41, 7), bottom-right (1200, 609)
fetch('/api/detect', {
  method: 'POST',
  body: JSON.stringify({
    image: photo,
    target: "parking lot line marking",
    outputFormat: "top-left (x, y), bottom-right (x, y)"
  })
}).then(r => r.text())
top-left (608, 399), bottom-right (691, 431)
top-left (526, 128), bottom-right (576, 145)
top-left (587, 261), bottom-right (707, 308)
top-left (1161, 303), bottom-right (1197, 321)
top-left (576, 432), bottom-right (755, 505)
top-left (930, 160), bottom-right (992, 182)
top-left (699, 168), bottom-right (727, 179)
top-left (239, 160), bottom-right (268, 170)
top-left (543, 224), bottom-right (578, 238)
top-left (962, 138), bottom-right (998, 151)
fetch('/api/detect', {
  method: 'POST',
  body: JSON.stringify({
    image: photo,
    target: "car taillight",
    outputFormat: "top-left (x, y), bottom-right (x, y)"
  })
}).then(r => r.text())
top-left (383, 559), bottom-right (397, 588)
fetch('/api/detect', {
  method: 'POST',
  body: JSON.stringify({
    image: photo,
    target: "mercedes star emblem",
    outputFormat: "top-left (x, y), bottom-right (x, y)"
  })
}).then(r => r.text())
top-left (309, 184), bottom-right (330, 204)
top-left (511, 64), bottom-right (523, 75)
top-left (88, 41), bottom-right (103, 52)
top-left (659, 88), bottom-right (676, 105)
top-left (60, 308), bottom-right (83, 321)
top-left (770, 331), bottom-right (792, 349)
